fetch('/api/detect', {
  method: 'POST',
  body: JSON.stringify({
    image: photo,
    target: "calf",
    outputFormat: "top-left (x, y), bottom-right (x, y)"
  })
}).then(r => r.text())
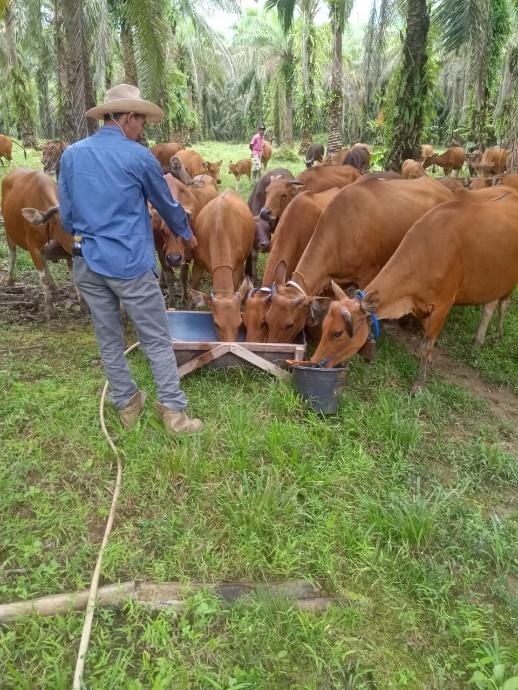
top-left (259, 165), bottom-right (360, 226)
top-left (176, 149), bottom-right (223, 184)
top-left (402, 159), bottom-right (427, 179)
top-left (312, 191), bottom-right (518, 391)
top-left (151, 173), bottom-right (198, 307)
top-left (1, 168), bottom-right (85, 319)
top-left (420, 144), bottom-right (433, 165)
top-left (190, 190), bottom-right (254, 341)
top-left (473, 146), bottom-right (508, 178)
top-left (243, 188), bottom-right (339, 342)
top-left (304, 143), bottom-right (325, 168)
top-left (261, 141), bottom-right (272, 168)
top-left (42, 140), bottom-right (66, 178)
top-left (343, 143), bottom-right (370, 172)
top-left (0, 134), bottom-right (13, 165)
top-left (428, 146), bottom-right (465, 176)
top-left (264, 177), bottom-right (452, 343)
top-left (229, 158), bottom-right (252, 182)
top-left (150, 142), bottom-right (184, 172)
top-left (466, 149), bottom-right (483, 177)
top-left (325, 147), bottom-right (350, 165)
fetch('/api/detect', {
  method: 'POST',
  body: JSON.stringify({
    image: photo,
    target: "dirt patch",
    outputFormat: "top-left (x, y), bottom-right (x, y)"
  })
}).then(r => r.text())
top-left (0, 281), bottom-right (84, 326)
top-left (385, 323), bottom-right (518, 431)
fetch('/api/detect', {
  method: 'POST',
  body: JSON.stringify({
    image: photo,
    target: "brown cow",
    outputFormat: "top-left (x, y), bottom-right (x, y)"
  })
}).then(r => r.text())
top-left (189, 174), bottom-right (219, 210)
top-left (1, 168), bottom-right (85, 319)
top-left (259, 165), bottom-right (361, 226)
top-left (420, 144), bottom-right (433, 165)
top-left (428, 146), bottom-right (465, 176)
top-left (261, 141), bottom-right (272, 168)
top-left (190, 190), bottom-right (254, 341)
top-left (42, 140), bottom-right (66, 178)
top-left (402, 159), bottom-right (427, 179)
top-left (473, 146), bottom-right (508, 178)
top-left (312, 190), bottom-right (518, 391)
top-left (228, 158), bottom-right (252, 182)
top-left (243, 188), bottom-right (340, 342)
top-left (0, 134), bottom-right (13, 165)
top-left (150, 173), bottom-right (198, 307)
top-left (466, 149), bottom-right (483, 177)
top-left (150, 142), bottom-right (184, 172)
top-left (175, 149), bottom-right (222, 184)
top-left (326, 147), bottom-right (350, 165)
top-left (343, 143), bottom-right (370, 172)
top-left (264, 177), bottom-right (452, 343)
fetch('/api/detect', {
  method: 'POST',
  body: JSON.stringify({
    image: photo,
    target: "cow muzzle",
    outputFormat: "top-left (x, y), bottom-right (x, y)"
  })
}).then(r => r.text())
top-left (166, 253), bottom-right (183, 268)
top-left (259, 207), bottom-right (272, 221)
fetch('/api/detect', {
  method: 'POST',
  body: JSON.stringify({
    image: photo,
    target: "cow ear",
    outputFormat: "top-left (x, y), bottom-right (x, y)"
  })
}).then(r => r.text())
top-left (360, 290), bottom-right (379, 314)
top-left (331, 281), bottom-right (347, 301)
top-left (238, 276), bottom-right (254, 302)
top-left (189, 288), bottom-right (209, 308)
top-left (21, 207), bottom-right (45, 225)
top-left (273, 260), bottom-right (287, 287)
top-left (307, 297), bottom-right (332, 327)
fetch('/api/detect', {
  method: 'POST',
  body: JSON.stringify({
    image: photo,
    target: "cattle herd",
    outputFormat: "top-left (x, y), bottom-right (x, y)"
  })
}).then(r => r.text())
top-left (1, 136), bottom-right (517, 391)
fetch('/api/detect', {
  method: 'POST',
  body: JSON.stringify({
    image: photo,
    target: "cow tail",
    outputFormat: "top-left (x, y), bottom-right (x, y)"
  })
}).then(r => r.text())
top-left (10, 138), bottom-right (27, 159)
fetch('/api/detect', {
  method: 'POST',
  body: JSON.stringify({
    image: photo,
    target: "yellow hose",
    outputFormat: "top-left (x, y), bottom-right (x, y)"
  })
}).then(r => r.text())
top-left (72, 341), bottom-right (141, 690)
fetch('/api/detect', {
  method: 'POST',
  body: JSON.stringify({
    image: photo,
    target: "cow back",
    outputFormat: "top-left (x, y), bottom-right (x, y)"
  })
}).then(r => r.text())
top-left (296, 164), bottom-right (361, 192)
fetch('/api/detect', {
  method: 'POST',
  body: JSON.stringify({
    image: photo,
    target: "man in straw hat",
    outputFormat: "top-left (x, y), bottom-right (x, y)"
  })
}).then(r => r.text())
top-left (58, 84), bottom-right (203, 434)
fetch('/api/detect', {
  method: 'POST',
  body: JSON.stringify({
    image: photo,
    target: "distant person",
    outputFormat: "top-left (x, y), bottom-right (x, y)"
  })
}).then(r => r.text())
top-left (249, 125), bottom-right (266, 181)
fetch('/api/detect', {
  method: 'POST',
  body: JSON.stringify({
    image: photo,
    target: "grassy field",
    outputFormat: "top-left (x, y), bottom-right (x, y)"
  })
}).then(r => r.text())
top-left (0, 140), bottom-right (517, 689)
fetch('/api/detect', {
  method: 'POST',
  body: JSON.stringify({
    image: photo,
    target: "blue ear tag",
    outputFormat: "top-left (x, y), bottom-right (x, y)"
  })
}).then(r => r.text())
top-left (370, 313), bottom-right (380, 338)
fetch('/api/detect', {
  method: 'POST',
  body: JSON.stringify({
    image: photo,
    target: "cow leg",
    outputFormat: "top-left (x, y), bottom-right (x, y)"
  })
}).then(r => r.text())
top-left (179, 264), bottom-right (190, 305)
top-left (7, 243), bottom-right (17, 285)
top-left (474, 300), bottom-right (498, 346)
top-left (30, 249), bottom-right (55, 320)
top-left (163, 267), bottom-right (176, 308)
top-left (412, 306), bottom-right (450, 394)
top-left (497, 295), bottom-right (511, 340)
top-left (190, 261), bottom-right (203, 291)
top-left (245, 251), bottom-right (257, 286)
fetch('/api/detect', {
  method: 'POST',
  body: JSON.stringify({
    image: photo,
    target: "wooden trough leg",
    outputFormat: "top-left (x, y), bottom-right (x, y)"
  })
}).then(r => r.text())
top-left (228, 343), bottom-right (290, 379)
top-left (176, 343), bottom-right (230, 378)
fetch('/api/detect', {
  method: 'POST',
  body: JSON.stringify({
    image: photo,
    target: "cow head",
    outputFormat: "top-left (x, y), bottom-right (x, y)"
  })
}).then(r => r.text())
top-left (21, 205), bottom-right (72, 252)
top-left (259, 179), bottom-right (304, 224)
top-left (151, 209), bottom-right (187, 268)
top-left (311, 282), bottom-right (375, 367)
top-left (204, 160), bottom-right (222, 185)
top-left (243, 285), bottom-right (272, 343)
top-left (169, 156), bottom-right (193, 185)
top-left (264, 261), bottom-right (330, 343)
top-left (253, 216), bottom-right (273, 252)
top-left (190, 279), bottom-right (250, 342)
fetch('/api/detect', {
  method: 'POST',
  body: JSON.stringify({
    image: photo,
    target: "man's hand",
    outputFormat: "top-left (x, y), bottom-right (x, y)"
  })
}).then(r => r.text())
top-left (186, 236), bottom-right (198, 250)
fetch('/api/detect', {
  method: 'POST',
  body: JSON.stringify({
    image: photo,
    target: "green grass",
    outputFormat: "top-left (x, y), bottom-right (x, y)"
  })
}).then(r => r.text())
top-left (1, 140), bottom-right (517, 688)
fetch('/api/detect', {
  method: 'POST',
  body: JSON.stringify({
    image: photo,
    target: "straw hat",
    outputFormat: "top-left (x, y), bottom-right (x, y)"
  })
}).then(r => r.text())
top-left (86, 84), bottom-right (163, 123)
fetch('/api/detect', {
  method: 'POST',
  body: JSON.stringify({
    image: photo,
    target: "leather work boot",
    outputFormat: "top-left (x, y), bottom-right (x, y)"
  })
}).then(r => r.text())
top-left (155, 402), bottom-right (203, 434)
top-left (119, 390), bottom-right (147, 430)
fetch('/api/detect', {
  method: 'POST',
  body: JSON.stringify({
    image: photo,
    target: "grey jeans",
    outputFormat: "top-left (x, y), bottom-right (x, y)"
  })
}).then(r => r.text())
top-left (73, 257), bottom-right (187, 411)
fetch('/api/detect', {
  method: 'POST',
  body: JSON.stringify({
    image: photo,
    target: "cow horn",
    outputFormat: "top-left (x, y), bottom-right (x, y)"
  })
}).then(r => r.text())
top-left (210, 290), bottom-right (215, 302)
top-left (271, 282), bottom-right (277, 296)
top-left (287, 180), bottom-right (305, 186)
top-left (340, 307), bottom-right (354, 338)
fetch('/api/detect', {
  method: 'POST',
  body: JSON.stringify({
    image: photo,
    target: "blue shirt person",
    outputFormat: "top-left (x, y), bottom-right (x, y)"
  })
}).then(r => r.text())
top-left (58, 83), bottom-right (202, 434)
top-left (58, 125), bottom-right (194, 279)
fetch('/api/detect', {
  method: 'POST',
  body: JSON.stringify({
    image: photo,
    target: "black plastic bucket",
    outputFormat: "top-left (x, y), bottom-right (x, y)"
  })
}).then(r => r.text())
top-left (292, 365), bottom-right (347, 414)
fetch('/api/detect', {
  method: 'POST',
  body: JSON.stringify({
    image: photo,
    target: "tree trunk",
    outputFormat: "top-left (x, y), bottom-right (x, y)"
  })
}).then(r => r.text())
top-left (54, 0), bottom-right (70, 140)
top-left (299, 10), bottom-right (316, 154)
top-left (282, 49), bottom-right (294, 147)
top-left (61, 0), bottom-right (88, 143)
top-left (36, 70), bottom-right (54, 139)
top-left (385, 0), bottom-right (430, 171)
top-left (4, 1), bottom-right (38, 148)
top-left (326, 1), bottom-right (347, 157)
top-left (121, 23), bottom-right (139, 86)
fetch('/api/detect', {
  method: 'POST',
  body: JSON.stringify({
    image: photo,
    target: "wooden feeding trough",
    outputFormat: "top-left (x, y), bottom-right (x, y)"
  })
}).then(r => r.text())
top-left (167, 311), bottom-right (305, 379)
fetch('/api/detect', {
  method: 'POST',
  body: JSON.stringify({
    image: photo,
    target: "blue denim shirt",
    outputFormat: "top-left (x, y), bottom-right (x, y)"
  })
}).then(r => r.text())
top-left (58, 125), bottom-right (193, 279)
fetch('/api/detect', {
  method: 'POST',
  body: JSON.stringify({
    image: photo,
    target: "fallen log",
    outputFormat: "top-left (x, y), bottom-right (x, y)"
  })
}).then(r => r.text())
top-left (0, 579), bottom-right (346, 622)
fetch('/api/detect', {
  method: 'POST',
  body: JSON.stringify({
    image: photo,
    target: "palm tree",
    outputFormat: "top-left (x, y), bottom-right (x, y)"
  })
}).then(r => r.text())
top-left (325, 0), bottom-right (353, 156)
top-left (266, 0), bottom-right (320, 153)
top-left (0, 0), bottom-right (38, 147)
top-left (434, 0), bottom-right (510, 149)
top-left (232, 9), bottom-right (296, 145)
top-left (385, 0), bottom-right (431, 170)
top-left (59, 0), bottom-right (89, 142)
